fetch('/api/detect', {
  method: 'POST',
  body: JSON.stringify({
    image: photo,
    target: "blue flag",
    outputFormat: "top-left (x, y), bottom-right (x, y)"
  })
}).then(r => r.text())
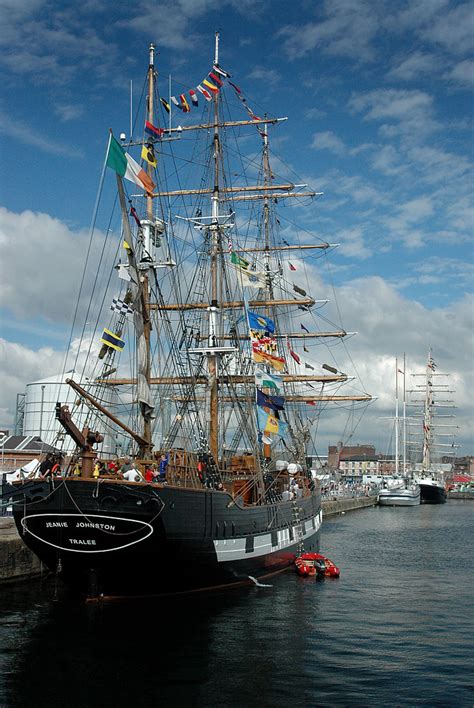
top-left (247, 310), bottom-right (275, 333)
top-left (256, 388), bottom-right (285, 411)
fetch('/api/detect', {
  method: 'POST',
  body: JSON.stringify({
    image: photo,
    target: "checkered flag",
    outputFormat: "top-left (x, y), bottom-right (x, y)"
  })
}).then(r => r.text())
top-left (110, 297), bottom-right (134, 316)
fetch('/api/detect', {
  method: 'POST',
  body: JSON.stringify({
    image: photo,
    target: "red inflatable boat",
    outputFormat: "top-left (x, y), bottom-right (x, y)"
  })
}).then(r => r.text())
top-left (295, 553), bottom-right (340, 578)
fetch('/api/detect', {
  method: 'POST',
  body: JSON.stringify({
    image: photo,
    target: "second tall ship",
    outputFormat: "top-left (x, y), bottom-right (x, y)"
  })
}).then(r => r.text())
top-left (409, 350), bottom-right (456, 504)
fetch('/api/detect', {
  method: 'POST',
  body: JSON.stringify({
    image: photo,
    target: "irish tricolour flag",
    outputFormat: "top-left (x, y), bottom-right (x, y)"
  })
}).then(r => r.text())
top-left (106, 134), bottom-right (155, 195)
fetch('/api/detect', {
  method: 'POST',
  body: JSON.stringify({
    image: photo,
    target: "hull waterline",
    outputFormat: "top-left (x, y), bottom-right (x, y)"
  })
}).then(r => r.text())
top-left (378, 488), bottom-right (420, 507)
top-left (417, 481), bottom-right (447, 504)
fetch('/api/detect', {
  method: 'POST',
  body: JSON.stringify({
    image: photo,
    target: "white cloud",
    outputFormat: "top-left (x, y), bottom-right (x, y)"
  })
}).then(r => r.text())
top-left (382, 197), bottom-right (434, 248)
top-left (0, 207), bottom-right (110, 320)
top-left (0, 334), bottom-right (101, 431)
top-left (279, 0), bottom-right (379, 60)
top-left (388, 0), bottom-right (449, 32)
top-left (348, 88), bottom-right (441, 141)
top-left (398, 197), bottom-right (434, 223)
top-left (284, 270), bottom-right (474, 455)
top-left (54, 104), bottom-right (85, 122)
top-left (311, 131), bottom-right (345, 155)
top-left (0, 338), bottom-right (65, 430)
top-left (335, 227), bottom-right (372, 259)
top-left (407, 145), bottom-right (471, 184)
top-left (327, 173), bottom-right (386, 206)
top-left (0, 107), bottom-right (83, 157)
top-left (370, 144), bottom-right (405, 176)
top-left (444, 59), bottom-right (474, 88)
top-left (305, 107), bottom-right (327, 121)
top-left (0, 3), bottom-right (118, 84)
top-left (329, 278), bottom-right (474, 453)
top-left (421, 2), bottom-right (474, 55)
top-left (247, 67), bottom-right (280, 85)
top-left (122, 0), bottom-right (263, 51)
top-left (349, 88), bottom-right (433, 121)
top-left (388, 51), bottom-right (441, 81)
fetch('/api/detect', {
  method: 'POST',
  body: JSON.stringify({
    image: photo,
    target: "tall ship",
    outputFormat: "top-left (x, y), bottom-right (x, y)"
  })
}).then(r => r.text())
top-left (7, 38), bottom-right (372, 598)
top-left (408, 350), bottom-right (456, 504)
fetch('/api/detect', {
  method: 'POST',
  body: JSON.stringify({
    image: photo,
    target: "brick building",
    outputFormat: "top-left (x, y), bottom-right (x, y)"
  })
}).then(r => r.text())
top-left (328, 443), bottom-right (376, 470)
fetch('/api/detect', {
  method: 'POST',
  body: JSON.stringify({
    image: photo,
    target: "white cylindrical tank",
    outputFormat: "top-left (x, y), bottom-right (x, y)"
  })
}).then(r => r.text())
top-left (23, 372), bottom-right (117, 455)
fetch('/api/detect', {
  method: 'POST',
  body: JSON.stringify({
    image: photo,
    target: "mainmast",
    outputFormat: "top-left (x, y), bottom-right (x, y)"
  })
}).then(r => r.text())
top-left (395, 358), bottom-right (399, 476)
top-left (208, 32), bottom-right (221, 461)
top-left (261, 122), bottom-right (273, 463)
top-left (402, 352), bottom-right (407, 476)
top-left (422, 348), bottom-right (433, 471)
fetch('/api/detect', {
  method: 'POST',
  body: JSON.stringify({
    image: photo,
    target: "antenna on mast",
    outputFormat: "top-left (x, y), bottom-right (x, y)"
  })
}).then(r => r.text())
top-left (214, 32), bottom-right (219, 65)
top-left (130, 80), bottom-right (133, 140)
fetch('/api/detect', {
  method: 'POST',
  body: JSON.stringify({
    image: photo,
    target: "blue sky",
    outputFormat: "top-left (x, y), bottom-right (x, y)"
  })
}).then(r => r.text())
top-left (0, 0), bottom-right (473, 454)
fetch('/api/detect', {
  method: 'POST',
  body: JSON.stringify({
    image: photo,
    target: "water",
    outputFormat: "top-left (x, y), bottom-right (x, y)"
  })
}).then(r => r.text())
top-left (1, 502), bottom-right (473, 707)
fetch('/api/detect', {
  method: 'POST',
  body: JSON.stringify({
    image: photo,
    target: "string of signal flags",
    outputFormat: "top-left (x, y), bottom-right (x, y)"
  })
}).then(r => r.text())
top-left (143, 63), bottom-right (265, 145)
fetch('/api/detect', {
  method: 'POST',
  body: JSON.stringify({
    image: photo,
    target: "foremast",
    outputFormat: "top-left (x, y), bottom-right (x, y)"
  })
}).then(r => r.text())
top-left (116, 43), bottom-right (156, 459)
top-left (141, 42), bottom-right (156, 458)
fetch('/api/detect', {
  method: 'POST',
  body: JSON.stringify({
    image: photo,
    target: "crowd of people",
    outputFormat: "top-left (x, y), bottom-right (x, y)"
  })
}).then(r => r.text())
top-left (320, 479), bottom-right (379, 500)
top-left (36, 453), bottom-right (169, 483)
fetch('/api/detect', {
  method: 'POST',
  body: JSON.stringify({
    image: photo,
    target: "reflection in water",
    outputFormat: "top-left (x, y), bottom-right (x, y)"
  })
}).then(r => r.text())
top-left (1, 502), bottom-right (473, 707)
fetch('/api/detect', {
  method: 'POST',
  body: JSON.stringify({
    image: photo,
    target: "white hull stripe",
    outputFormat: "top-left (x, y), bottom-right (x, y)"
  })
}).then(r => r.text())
top-left (213, 511), bottom-right (322, 562)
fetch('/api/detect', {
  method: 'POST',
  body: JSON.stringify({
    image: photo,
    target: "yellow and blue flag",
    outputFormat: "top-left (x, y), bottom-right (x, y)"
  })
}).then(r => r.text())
top-left (100, 329), bottom-right (125, 351)
top-left (247, 310), bottom-right (275, 333)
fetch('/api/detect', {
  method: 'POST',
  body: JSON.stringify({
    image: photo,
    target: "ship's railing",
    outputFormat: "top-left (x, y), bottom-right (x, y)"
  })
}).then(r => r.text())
top-left (163, 450), bottom-right (316, 505)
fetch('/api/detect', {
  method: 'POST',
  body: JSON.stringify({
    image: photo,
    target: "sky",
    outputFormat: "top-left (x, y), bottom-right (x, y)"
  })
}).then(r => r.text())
top-left (0, 0), bottom-right (473, 457)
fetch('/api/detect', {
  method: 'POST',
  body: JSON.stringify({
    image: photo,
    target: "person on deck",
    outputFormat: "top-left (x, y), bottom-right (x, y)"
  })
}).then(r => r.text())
top-left (122, 465), bottom-right (144, 482)
top-left (159, 454), bottom-right (169, 483)
top-left (51, 457), bottom-right (62, 477)
top-left (93, 460), bottom-right (104, 478)
top-left (107, 460), bottom-right (120, 476)
top-left (38, 454), bottom-right (53, 479)
top-left (121, 459), bottom-right (133, 474)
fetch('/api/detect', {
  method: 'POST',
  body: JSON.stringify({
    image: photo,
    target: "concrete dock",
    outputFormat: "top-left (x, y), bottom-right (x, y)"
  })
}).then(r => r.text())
top-left (0, 517), bottom-right (44, 583)
top-left (322, 495), bottom-right (378, 516)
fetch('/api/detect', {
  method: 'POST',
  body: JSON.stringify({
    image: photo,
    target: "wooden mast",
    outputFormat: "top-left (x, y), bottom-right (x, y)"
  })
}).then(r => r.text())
top-left (261, 121), bottom-right (273, 462)
top-left (140, 42), bottom-right (155, 458)
top-left (208, 32), bottom-right (220, 462)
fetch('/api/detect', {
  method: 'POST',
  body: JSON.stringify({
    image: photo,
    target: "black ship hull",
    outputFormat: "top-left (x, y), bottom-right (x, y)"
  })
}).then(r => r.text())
top-left (12, 479), bottom-right (321, 598)
top-left (418, 481), bottom-right (447, 504)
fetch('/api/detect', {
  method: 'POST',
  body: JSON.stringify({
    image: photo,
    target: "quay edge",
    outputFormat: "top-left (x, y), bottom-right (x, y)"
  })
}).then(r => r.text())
top-left (322, 495), bottom-right (378, 517)
top-left (0, 518), bottom-right (43, 583)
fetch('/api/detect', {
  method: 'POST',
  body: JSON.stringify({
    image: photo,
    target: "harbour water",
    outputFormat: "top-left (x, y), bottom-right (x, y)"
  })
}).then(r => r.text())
top-left (1, 502), bottom-right (472, 707)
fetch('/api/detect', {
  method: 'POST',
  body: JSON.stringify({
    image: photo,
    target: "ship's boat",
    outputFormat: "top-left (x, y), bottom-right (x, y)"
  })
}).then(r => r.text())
top-left (295, 553), bottom-right (340, 578)
top-left (8, 37), bottom-right (370, 599)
